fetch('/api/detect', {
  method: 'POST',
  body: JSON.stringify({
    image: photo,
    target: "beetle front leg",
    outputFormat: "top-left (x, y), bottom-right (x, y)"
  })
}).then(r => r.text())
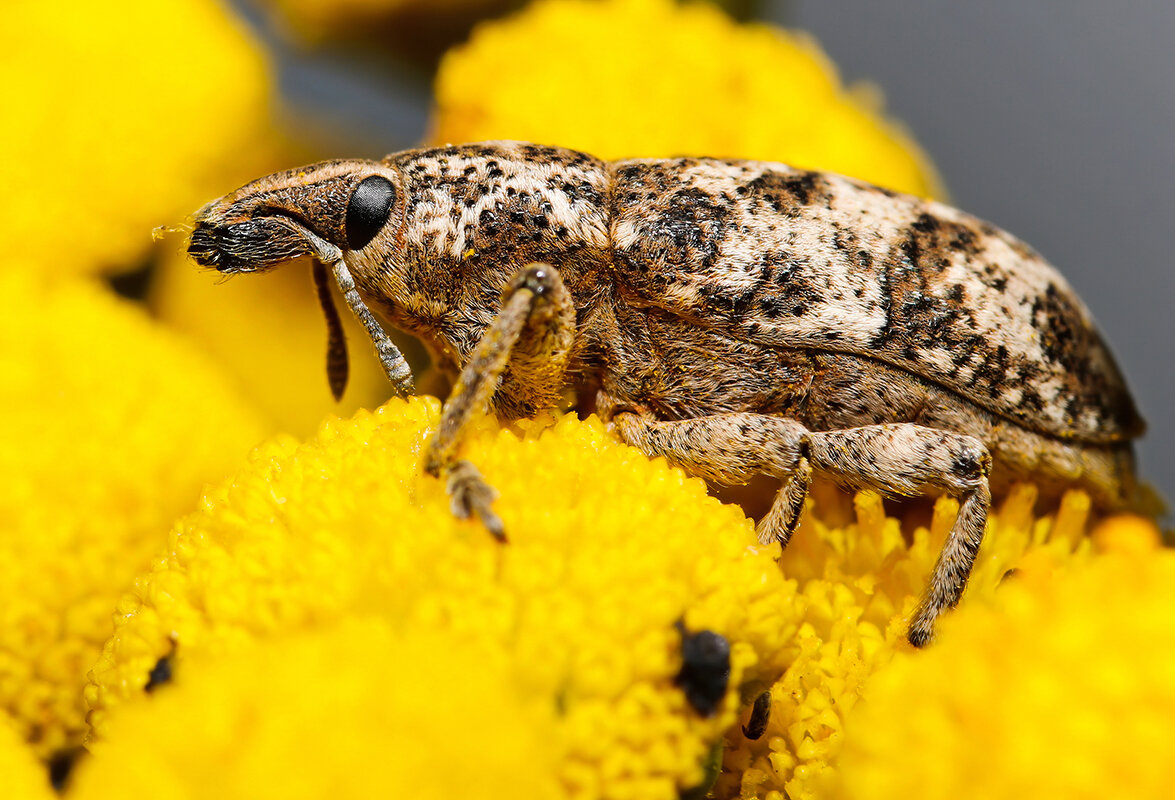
top-left (423, 263), bottom-right (575, 541)
top-left (611, 413), bottom-right (991, 646)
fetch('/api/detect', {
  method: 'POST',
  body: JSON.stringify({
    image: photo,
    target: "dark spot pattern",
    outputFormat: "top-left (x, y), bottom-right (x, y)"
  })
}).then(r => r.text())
top-left (609, 157), bottom-right (1141, 443)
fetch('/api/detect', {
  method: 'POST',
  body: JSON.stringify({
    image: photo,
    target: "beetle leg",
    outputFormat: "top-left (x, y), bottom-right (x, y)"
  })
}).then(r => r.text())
top-left (756, 456), bottom-right (812, 549)
top-left (611, 413), bottom-right (991, 646)
top-left (610, 412), bottom-right (814, 546)
top-left (423, 263), bottom-right (575, 542)
top-left (803, 425), bottom-right (992, 647)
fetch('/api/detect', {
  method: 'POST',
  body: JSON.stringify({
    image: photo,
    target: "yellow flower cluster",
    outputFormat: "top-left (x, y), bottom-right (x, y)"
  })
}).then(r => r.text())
top-left (711, 486), bottom-right (1157, 800)
top-left (1, 0), bottom-right (271, 276)
top-left (433, 0), bottom-right (942, 198)
top-left (0, 272), bottom-right (265, 756)
top-left (87, 397), bottom-right (800, 799)
top-left (834, 529), bottom-right (1172, 800)
top-left (73, 622), bottom-right (562, 799)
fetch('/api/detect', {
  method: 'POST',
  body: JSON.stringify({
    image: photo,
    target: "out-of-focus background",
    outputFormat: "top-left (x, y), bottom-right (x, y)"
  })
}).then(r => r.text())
top-left (251, 0), bottom-right (1173, 504)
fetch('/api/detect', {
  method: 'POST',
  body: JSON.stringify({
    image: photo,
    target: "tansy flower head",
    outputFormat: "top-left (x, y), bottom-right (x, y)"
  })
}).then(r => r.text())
top-left (712, 487), bottom-right (1158, 800)
top-left (72, 622), bottom-right (562, 799)
top-left (833, 534), bottom-right (1173, 800)
top-left (433, 0), bottom-right (942, 197)
top-left (0, 0), bottom-right (271, 276)
top-left (0, 271), bottom-right (265, 756)
top-left (87, 397), bottom-right (800, 799)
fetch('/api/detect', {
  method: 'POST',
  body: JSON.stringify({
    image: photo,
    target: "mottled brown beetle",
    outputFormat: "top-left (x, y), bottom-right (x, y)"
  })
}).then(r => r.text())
top-left (189, 141), bottom-right (1144, 646)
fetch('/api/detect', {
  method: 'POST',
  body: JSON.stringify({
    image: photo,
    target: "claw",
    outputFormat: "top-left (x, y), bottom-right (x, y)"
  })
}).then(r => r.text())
top-left (445, 460), bottom-right (506, 542)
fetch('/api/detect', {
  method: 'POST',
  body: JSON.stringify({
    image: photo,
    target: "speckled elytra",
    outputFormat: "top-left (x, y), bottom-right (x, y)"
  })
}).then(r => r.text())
top-left (188, 141), bottom-right (1144, 647)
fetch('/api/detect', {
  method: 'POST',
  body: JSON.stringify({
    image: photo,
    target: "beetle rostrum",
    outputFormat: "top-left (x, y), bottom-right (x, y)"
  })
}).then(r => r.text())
top-left (189, 140), bottom-right (1144, 646)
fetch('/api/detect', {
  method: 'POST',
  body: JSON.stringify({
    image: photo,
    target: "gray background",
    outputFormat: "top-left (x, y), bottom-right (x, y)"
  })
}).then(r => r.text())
top-left (262, 0), bottom-right (1173, 505)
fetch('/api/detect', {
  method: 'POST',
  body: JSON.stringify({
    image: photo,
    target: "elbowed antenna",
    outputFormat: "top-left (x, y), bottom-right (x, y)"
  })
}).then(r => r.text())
top-left (329, 256), bottom-right (415, 396)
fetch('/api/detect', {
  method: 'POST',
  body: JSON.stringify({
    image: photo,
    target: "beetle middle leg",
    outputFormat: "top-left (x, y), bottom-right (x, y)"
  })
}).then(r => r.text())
top-left (610, 412), bottom-right (992, 646)
top-left (423, 263), bottom-right (575, 541)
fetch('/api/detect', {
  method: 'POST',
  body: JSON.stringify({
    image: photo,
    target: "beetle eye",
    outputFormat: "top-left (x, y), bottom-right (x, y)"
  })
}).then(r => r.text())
top-left (345, 175), bottom-right (396, 250)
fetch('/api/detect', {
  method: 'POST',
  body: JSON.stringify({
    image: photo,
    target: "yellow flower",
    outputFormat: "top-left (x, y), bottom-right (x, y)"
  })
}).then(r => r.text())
top-left (72, 622), bottom-right (562, 799)
top-left (87, 396), bottom-right (800, 799)
top-left (0, 0), bottom-right (271, 276)
top-left (0, 714), bottom-right (53, 800)
top-left (712, 486), bottom-right (1158, 800)
top-left (0, 271), bottom-right (265, 756)
top-left (433, 0), bottom-right (942, 198)
top-left (832, 530), bottom-right (1172, 800)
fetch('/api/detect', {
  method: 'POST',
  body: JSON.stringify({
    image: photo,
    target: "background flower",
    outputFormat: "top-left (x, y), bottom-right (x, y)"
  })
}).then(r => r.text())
top-left (0, 713), bottom-right (54, 800)
top-left (0, 272), bottom-right (264, 756)
top-left (433, 0), bottom-right (942, 198)
top-left (0, 0), bottom-right (271, 277)
top-left (73, 622), bottom-right (562, 799)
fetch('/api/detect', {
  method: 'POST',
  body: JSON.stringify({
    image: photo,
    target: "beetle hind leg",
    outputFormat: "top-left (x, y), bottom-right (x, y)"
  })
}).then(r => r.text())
top-left (610, 412), bottom-right (992, 646)
top-left (804, 424), bottom-right (992, 647)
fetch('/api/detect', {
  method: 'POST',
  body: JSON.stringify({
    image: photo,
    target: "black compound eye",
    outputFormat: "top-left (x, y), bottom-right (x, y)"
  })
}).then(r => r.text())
top-left (345, 175), bottom-right (396, 250)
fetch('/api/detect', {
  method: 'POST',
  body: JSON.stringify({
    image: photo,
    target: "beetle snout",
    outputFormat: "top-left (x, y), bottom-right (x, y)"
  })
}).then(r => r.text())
top-left (187, 223), bottom-right (227, 269)
top-left (187, 216), bottom-right (318, 274)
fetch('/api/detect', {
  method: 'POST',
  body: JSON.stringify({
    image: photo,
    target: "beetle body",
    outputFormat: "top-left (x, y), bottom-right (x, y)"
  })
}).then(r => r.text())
top-left (190, 141), bottom-right (1143, 643)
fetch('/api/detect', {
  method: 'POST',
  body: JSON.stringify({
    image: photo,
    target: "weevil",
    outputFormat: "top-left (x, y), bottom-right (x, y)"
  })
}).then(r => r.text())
top-left (188, 141), bottom-right (1144, 646)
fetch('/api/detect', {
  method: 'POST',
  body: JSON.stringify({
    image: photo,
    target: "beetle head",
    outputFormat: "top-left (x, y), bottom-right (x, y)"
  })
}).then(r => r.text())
top-left (188, 160), bottom-right (403, 272)
top-left (188, 160), bottom-right (413, 400)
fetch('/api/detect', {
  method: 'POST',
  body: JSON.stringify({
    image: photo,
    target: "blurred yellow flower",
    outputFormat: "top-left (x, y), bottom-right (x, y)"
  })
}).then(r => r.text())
top-left (433, 0), bottom-right (942, 198)
top-left (0, 271), bottom-right (265, 756)
top-left (0, 714), bottom-right (53, 800)
top-left (0, 0), bottom-right (271, 275)
top-left (833, 535), bottom-right (1173, 800)
top-left (73, 622), bottom-right (561, 799)
top-left (151, 245), bottom-right (407, 436)
top-left (87, 396), bottom-right (799, 799)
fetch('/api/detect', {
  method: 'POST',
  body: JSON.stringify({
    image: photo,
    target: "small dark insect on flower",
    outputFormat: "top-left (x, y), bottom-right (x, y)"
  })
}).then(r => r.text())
top-left (742, 689), bottom-right (771, 740)
top-left (188, 141), bottom-right (1144, 646)
top-left (145, 653), bottom-right (174, 692)
top-left (674, 622), bottom-right (732, 717)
